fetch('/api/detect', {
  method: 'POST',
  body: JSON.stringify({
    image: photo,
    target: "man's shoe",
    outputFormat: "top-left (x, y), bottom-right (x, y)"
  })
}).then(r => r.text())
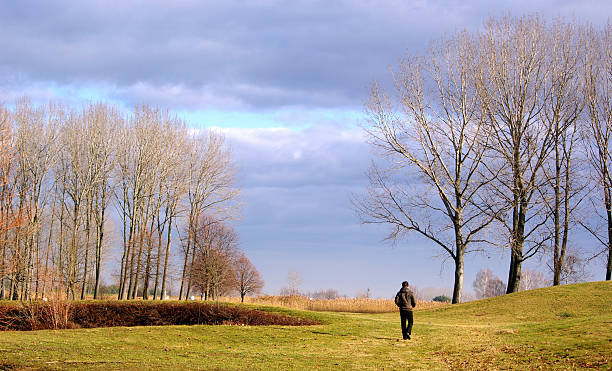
top-left (406, 334), bottom-right (411, 340)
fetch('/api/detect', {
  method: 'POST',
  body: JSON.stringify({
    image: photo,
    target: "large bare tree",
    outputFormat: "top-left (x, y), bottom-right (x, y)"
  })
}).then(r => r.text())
top-left (539, 20), bottom-right (586, 286)
top-left (355, 30), bottom-right (495, 303)
top-left (582, 23), bottom-right (612, 280)
top-left (82, 104), bottom-right (120, 299)
top-left (0, 105), bottom-right (28, 299)
top-left (476, 14), bottom-right (556, 293)
top-left (13, 99), bottom-right (58, 300)
top-left (179, 131), bottom-right (239, 300)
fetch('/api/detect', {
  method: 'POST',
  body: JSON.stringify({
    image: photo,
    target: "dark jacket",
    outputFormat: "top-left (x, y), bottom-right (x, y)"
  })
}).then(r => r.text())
top-left (395, 287), bottom-right (416, 311)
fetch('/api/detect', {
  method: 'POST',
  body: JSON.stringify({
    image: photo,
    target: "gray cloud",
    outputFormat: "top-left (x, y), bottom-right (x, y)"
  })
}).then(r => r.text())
top-left (222, 125), bottom-right (515, 296)
top-left (222, 125), bottom-right (370, 189)
top-left (3, 0), bottom-right (610, 110)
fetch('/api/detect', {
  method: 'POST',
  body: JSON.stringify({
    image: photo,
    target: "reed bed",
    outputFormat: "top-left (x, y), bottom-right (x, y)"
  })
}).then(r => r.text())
top-left (58, 294), bottom-right (448, 314)
top-left (218, 295), bottom-right (448, 313)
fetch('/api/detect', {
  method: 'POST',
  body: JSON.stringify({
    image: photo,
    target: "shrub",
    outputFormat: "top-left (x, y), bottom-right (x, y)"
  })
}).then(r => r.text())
top-left (432, 295), bottom-right (452, 303)
top-left (0, 301), bottom-right (319, 331)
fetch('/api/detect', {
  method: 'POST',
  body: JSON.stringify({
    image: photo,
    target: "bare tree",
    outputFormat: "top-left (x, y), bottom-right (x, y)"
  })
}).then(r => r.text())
top-left (582, 23), bottom-right (612, 281)
top-left (538, 20), bottom-right (587, 286)
top-left (152, 123), bottom-right (188, 300)
top-left (157, 131), bottom-right (188, 300)
top-left (190, 216), bottom-right (238, 300)
top-left (0, 105), bottom-right (28, 299)
top-left (56, 108), bottom-right (99, 299)
top-left (140, 110), bottom-right (183, 300)
top-left (281, 270), bottom-right (302, 296)
top-left (114, 106), bottom-right (165, 299)
top-left (0, 99), bottom-right (240, 302)
top-left (179, 131), bottom-right (239, 300)
top-left (83, 104), bottom-right (120, 299)
top-left (558, 253), bottom-right (591, 284)
top-left (231, 252), bottom-right (263, 302)
top-left (473, 269), bottom-right (505, 299)
top-left (13, 99), bottom-right (59, 300)
top-left (476, 14), bottom-right (556, 293)
top-left (355, 29), bottom-right (495, 303)
top-left (519, 268), bottom-right (549, 291)
top-left (309, 289), bottom-right (340, 300)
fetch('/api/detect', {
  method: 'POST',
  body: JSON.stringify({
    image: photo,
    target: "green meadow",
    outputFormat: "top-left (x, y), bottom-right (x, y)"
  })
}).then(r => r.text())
top-left (0, 281), bottom-right (610, 370)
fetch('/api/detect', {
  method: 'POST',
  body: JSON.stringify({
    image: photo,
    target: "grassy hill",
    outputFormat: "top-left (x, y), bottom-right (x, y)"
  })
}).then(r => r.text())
top-left (0, 281), bottom-right (609, 370)
top-left (422, 280), bottom-right (611, 322)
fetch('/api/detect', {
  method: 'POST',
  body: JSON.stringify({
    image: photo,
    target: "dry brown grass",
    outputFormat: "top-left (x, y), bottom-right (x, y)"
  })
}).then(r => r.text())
top-left (217, 295), bottom-right (449, 313)
top-left (72, 294), bottom-right (449, 314)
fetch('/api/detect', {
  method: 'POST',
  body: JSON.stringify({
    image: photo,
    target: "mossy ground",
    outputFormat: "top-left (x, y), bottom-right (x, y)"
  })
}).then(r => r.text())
top-left (0, 281), bottom-right (610, 370)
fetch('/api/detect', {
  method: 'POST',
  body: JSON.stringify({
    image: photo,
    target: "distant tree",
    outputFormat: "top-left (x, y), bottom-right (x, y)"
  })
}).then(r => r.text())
top-left (309, 289), bottom-right (340, 300)
top-left (488, 279), bottom-right (506, 298)
top-left (558, 254), bottom-right (591, 284)
top-left (190, 216), bottom-right (238, 300)
top-left (518, 268), bottom-right (549, 291)
top-left (473, 269), bottom-right (506, 299)
top-left (283, 270), bottom-right (302, 296)
top-left (432, 295), bottom-right (451, 303)
top-left (231, 252), bottom-right (263, 302)
top-left (356, 288), bottom-right (371, 299)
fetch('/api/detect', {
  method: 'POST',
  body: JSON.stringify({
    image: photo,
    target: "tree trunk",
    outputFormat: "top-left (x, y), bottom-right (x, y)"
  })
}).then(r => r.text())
top-left (507, 204), bottom-right (525, 294)
top-left (142, 217), bottom-right (156, 300)
top-left (507, 175), bottom-right (526, 293)
top-left (117, 200), bottom-right (128, 300)
top-left (179, 215), bottom-right (194, 300)
top-left (93, 186), bottom-right (106, 299)
top-left (185, 243), bottom-right (197, 300)
top-left (152, 227), bottom-right (163, 300)
top-left (43, 205), bottom-right (55, 299)
top-left (553, 138), bottom-right (562, 286)
top-left (607, 205), bottom-right (612, 280)
top-left (452, 252), bottom-right (464, 304)
top-left (160, 213), bottom-right (172, 300)
top-left (80, 202), bottom-right (92, 300)
top-left (131, 224), bottom-right (145, 299)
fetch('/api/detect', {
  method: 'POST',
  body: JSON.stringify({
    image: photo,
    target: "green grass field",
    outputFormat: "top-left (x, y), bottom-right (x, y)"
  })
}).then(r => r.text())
top-left (0, 281), bottom-right (610, 370)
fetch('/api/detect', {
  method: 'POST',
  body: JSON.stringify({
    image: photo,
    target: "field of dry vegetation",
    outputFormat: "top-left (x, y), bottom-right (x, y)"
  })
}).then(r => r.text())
top-left (218, 295), bottom-right (448, 313)
top-left (65, 294), bottom-right (448, 314)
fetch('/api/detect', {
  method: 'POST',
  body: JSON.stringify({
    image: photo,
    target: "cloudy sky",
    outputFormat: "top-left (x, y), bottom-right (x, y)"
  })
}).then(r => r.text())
top-left (1, 1), bottom-right (611, 298)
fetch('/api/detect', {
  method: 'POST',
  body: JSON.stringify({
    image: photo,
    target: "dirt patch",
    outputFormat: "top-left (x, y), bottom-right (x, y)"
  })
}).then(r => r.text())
top-left (0, 301), bottom-right (320, 331)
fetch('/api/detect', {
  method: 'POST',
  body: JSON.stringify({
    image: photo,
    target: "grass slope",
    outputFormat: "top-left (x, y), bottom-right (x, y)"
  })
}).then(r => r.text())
top-left (0, 281), bottom-right (609, 370)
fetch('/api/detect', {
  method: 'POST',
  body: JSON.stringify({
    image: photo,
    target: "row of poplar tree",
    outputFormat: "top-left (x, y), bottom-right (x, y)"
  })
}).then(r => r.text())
top-left (356, 14), bottom-right (612, 303)
top-left (0, 100), bottom-right (240, 301)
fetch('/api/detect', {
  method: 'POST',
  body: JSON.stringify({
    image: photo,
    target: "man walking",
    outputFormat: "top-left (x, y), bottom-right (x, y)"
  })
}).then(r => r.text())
top-left (394, 281), bottom-right (416, 340)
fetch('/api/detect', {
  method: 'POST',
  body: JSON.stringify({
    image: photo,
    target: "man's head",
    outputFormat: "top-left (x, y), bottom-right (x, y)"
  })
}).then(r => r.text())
top-left (402, 281), bottom-right (409, 288)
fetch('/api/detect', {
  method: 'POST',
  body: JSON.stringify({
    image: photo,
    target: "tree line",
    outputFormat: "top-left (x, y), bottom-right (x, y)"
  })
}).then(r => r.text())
top-left (0, 99), bottom-right (262, 301)
top-left (355, 14), bottom-right (612, 303)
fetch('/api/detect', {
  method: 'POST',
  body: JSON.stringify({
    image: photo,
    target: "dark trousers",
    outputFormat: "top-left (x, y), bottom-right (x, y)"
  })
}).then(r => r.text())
top-left (400, 309), bottom-right (413, 339)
